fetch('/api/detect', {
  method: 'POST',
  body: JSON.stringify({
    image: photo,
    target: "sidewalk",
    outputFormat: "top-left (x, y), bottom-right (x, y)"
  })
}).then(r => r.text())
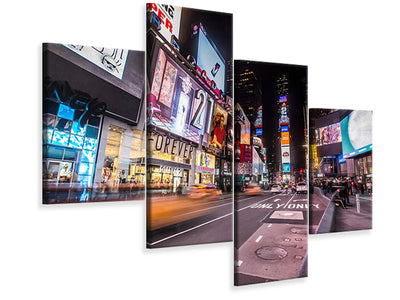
top-left (311, 188), bottom-right (372, 233)
top-left (332, 193), bottom-right (372, 232)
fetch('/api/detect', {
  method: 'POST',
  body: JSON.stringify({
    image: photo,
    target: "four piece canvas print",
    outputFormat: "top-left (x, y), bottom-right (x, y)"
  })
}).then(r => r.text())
top-left (41, 2), bottom-right (373, 287)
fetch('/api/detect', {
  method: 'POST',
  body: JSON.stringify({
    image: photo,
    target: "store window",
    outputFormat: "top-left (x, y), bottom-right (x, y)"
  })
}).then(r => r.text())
top-left (150, 150), bottom-right (192, 165)
top-left (43, 102), bottom-right (101, 187)
top-left (195, 152), bottom-right (215, 185)
top-left (129, 129), bottom-right (146, 184)
top-left (102, 125), bottom-right (124, 183)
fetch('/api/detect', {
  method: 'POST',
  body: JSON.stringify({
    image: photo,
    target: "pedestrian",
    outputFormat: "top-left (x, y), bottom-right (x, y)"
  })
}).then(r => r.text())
top-left (343, 180), bottom-right (350, 205)
top-left (367, 181), bottom-right (372, 194)
top-left (328, 180), bottom-right (333, 194)
top-left (333, 188), bottom-right (347, 209)
top-left (360, 182), bottom-right (365, 195)
top-left (347, 180), bottom-right (355, 195)
top-left (322, 180), bottom-right (327, 196)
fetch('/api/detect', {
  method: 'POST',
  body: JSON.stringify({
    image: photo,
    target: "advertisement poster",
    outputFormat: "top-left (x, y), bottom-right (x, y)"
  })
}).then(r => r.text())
top-left (281, 131), bottom-right (290, 145)
top-left (148, 48), bottom-right (212, 144)
top-left (315, 122), bottom-right (342, 146)
top-left (281, 146), bottom-right (290, 164)
top-left (340, 110), bottom-right (372, 157)
top-left (146, 3), bottom-right (182, 44)
top-left (209, 103), bottom-right (228, 150)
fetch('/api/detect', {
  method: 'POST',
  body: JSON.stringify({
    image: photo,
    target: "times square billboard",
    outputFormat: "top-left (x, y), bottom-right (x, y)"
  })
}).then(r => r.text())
top-left (148, 44), bottom-right (214, 145)
top-left (147, 4), bottom-right (231, 152)
top-left (340, 110), bottom-right (372, 158)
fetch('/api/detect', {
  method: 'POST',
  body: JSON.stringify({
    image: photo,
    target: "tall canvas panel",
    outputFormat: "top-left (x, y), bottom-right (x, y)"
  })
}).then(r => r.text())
top-left (42, 43), bottom-right (145, 204)
top-left (234, 61), bottom-right (308, 285)
top-left (146, 4), bottom-right (233, 248)
top-left (309, 109), bottom-right (373, 234)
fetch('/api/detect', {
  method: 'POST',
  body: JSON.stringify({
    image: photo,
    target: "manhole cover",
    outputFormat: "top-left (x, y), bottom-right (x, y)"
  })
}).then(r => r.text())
top-left (255, 246), bottom-right (288, 260)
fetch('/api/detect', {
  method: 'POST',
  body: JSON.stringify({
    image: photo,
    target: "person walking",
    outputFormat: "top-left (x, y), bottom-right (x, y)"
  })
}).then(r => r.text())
top-left (343, 180), bottom-right (350, 205)
top-left (322, 180), bottom-right (327, 196)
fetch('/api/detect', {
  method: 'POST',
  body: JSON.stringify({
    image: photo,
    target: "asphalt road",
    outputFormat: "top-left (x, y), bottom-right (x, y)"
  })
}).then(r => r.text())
top-left (147, 194), bottom-right (233, 248)
top-left (309, 189), bottom-right (330, 234)
top-left (235, 190), bottom-right (308, 285)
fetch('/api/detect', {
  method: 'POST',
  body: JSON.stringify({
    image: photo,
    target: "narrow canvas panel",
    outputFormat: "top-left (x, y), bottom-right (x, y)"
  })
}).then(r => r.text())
top-left (234, 60), bottom-right (308, 285)
top-left (43, 43), bottom-right (145, 204)
top-left (309, 109), bottom-right (373, 234)
top-left (146, 3), bottom-right (233, 248)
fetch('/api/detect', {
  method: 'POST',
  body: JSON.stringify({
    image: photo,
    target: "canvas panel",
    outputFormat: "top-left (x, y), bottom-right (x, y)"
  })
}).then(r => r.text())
top-left (146, 4), bottom-right (233, 248)
top-left (234, 60), bottom-right (308, 285)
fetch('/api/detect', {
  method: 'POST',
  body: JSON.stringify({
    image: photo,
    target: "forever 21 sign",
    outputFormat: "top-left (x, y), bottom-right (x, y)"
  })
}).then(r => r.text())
top-left (150, 132), bottom-right (194, 159)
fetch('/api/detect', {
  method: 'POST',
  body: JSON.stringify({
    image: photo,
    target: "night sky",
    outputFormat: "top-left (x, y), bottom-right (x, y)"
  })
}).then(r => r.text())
top-left (240, 61), bottom-right (307, 171)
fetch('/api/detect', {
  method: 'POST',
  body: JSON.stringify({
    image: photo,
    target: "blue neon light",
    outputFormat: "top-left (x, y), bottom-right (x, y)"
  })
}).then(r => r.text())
top-left (57, 104), bottom-right (75, 121)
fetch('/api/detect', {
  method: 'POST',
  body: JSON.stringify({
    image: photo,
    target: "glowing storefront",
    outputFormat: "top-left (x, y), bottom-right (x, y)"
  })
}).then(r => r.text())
top-left (43, 43), bottom-right (145, 203)
top-left (146, 26), bottom-right (232, 192)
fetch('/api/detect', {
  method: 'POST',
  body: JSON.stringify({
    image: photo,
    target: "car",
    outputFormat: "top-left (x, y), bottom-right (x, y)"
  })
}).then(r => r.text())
top-left (188, 184), bottom-right (222, 199)
top-left (270, 184), bottom-right (281, 193)
top-left (244, 183), bottom-right (262, 196)
top-left (296, 182), bottom-right (308, 194)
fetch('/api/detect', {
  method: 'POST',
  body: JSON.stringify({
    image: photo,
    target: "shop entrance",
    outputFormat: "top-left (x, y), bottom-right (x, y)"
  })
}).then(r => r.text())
top-left (43, 160), bottom-right (74, 184)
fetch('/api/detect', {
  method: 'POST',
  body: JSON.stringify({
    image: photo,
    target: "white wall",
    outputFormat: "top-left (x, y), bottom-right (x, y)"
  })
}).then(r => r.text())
top-left (1, 1), bottom-right (398, 299)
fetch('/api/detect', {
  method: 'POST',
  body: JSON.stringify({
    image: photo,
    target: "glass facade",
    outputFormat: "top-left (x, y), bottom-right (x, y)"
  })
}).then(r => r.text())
top-left (42, 103), bottom-right (101, 187)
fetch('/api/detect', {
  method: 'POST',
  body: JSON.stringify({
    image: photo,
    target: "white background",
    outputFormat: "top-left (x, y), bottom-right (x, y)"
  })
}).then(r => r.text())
top-left (1, 1), bottom-right (399, 299)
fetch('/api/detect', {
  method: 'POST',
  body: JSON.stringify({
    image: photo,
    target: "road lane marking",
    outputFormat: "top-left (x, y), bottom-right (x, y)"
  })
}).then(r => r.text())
top-left (293, 199), bottom-right (307, 202)
top-left (148, 212), bottom-right (233, 246)
top-left (283, 193), bottom-right (298, 209)
top-left (255, 235), bottom-right (263, 243)
top-left (236, 192), bottom-right (282, 203)
top-left (237, 194), bottom-right (283, 212)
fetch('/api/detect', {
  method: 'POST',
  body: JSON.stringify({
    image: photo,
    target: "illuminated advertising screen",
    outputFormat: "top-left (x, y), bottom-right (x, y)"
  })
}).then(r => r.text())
top-left (195, 151), bottom-right (216, 174)
top-left (280, 116), bottom-right (289, 125)
top-left (158, 61), bottom-right (178, 107)
top-left (279, 95), bottom-right (287, 103)
top-left (148, 47), bottom-right (214, 144)
top-left (281, 146), bottom-right (290, 164)
top-left (146, 3), bottom-right (182, 45)
top-left (281, 125), bottom-right (289, 132)
top-left (256, 128), bottom-right (262, 136)
top-left (315, 122), bottom-right (342, 146)
top-left (240, 144), bottom-right (252, 163)
top-left (340, 110), bottom-right (372, 158)
top-left (196, 26), bottom-right (226, 93)
top-left (281, 131), bottom-right (290, 145)
top-left (252, 136), bottom-right (262, 149)
top-left (241, 123), bottom-right (251, 145)
top-left (209, 103), bottom-right (228, 150)
top-left (282, 163), bottom-right (290, 173)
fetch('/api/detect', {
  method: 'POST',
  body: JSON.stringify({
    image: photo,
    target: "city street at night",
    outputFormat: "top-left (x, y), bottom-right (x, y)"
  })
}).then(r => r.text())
top-left (234, 61), bottom-right (307, 285)
top-left (235, 189), bottom-right (308, 285)
top-left (147, 194), bottom-right (232, 248)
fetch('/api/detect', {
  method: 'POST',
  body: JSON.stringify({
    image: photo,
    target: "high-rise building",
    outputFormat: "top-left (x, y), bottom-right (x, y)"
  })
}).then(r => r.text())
top-left (234, 62), bottom-right (262, 125)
